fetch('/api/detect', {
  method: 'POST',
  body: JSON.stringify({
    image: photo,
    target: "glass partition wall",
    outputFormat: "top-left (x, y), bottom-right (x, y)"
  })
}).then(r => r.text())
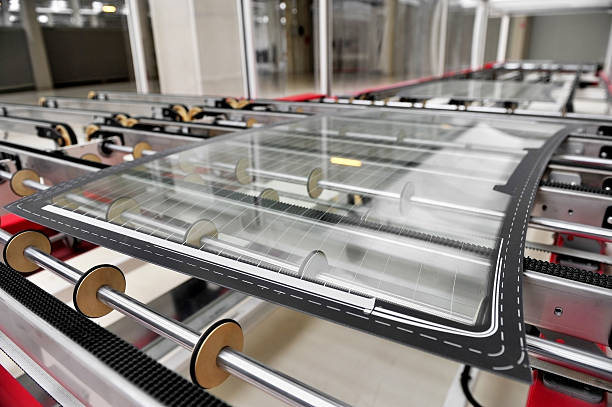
top-left (250, 0), bottom-right (317, 98)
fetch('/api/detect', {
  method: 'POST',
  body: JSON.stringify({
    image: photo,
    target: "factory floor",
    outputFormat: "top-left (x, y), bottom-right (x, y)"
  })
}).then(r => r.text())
top-left (5, 79), bottom-right (611, 406)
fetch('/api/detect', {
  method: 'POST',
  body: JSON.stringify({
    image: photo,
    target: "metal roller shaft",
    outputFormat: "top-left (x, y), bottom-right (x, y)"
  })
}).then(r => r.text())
top-left (211, 161), bottom-right (505, 218)
top-left (104, 142), bottom-right (156, 156)
top-left (0, 228), bottom-right (349, 407)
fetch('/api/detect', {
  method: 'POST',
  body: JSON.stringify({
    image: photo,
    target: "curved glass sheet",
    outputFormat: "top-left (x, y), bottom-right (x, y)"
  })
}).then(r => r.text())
top-left (9, 109), bottom-right (565, 381)
top-left (397, 79), bottom-right (569, 104)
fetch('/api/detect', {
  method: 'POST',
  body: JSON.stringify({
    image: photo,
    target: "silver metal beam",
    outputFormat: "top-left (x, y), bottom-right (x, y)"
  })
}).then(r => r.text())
top-left (497, 14), bottom-right (510, 62)
top-left (126, 0), bottom-right (150, 94)
top-left (470, 0), bottom-right (489, 69)
top-left (237, 0), bottom-right (257, 99)
top-left (530, 217), bottom-right (612, 241)
top-left (604, 16), bottom-right (612, 76)
top-left (20, 0), bottom-right (53, 90)
top-left (524, 270), bottom-right (612, 347)
top-left (527, 335), bottom-right (612, 392)
top-left (317, 0), bottom-right (331, 95)
top-left (437, 0), bottom-right (449, 76)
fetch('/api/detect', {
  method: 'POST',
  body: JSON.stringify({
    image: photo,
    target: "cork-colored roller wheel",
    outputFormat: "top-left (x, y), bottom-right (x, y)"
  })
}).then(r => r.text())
top-left (87, 90), bottom-right (97, 99)
top-left (124, 118), bottom-right (139, 128)
top-left (10, 169), bottom-right (41, 197)
top-left (235, 158), bottom-right (252, 185)
top-left (85, 124), bottom-right (100, 141)
top-left (51, 191), bottom-right (80, 211)
top-left (183, 173), bottom-right (204, 184)
top-left (246, 118), bottom-right (257, 128)
top-left (190, 320), bottom-right (244, 389)
top-left (38, 97), bottom-right (47, 106)
top-left (114, 114), bottom-right (129, 127)
top-left (80, 153), bottom-right (102, 163)
top-left (307, 167), bottom-right (323, 199)
top-left (172, 105), bottom-right (190, 122)
top-left (188, 106), bottom-right (203, 121)
top-left (55, 125), bottom-right (72, 147)
top-left (178, 152), bottom-right (196, 173)
top-left (73, 264), bottom-right (126, 318)
top-left (132, 141), bottom-right (152, 159)
top-left (226, 98), bottom-right (251, 110)
top-left (3, 230), bottom-right (51, 273)
top-left (225, 98), bottom-right (238, 109)
top-left (106, 197), bottom-right (140, 225)
top-left (184, 219), bottom-right (218, 247)
top-left (259, 188), bottom-right (279, 202)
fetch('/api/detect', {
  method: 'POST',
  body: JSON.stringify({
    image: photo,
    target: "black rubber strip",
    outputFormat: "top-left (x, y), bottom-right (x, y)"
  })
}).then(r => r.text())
top-left (540, 180), bottom-right (612, 196)
top-left (0, 262), bottom-right (230, 407)
top-left (524, 257), bottom-right (612, 289)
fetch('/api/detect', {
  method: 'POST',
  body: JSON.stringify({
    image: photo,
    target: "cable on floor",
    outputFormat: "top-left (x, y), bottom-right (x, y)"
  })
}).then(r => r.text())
top-left (460, 365), bottom-right (484, 407)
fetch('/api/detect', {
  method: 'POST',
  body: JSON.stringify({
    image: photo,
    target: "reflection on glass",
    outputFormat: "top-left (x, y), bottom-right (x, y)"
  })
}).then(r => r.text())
top-left (398, 79), bottom-right (567, 103)
top-left (46, 111), bottom-right (562, 328)
top-left (445, 1), bottom-right (475, 72)
top-left (331, 0), bottom-right (443, 94)
top-left (252, 0), bottom-right (316, 98)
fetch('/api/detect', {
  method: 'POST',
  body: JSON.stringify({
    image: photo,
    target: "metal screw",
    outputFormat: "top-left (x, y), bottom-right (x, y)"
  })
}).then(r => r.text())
top-left (554, 307), bottom-right (563, 317)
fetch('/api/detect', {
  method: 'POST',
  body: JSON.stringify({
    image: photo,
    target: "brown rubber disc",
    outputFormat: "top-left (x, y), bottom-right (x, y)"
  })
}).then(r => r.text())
top-left (10, 169), bottom-right (41, 197)
top-left (235, 158), bottom-right (252, 185)
top-left (132, 141), bottom-right (152, 159)
top-left (3, 230), bottom-right (51, 273)
top-left (307, 167), bottom-right (323, 199)
top-left (184, 219), bottom-right (218, 246)
top-left (74, 264), bottom-right (126, 318)
top-left (55, 125), bottom-right (72, 146)
top-left (85, 124), bottom-right (100, 141)
top-left (80, 153), bottom-right (102, 163)
top-left (172, 105), bottom-right (190, 122)
top-left (190, 320), bottom-right (244, 389)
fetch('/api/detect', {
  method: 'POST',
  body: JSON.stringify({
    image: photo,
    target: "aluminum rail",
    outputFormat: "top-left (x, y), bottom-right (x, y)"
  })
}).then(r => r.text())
top-left (530, 217), bottom-right (612, 241)
top-left (553, 155), bottom-right (612, 168)
top-left (104, 142), bottom-right (156, 157)
top-left (0, 101), bottom-right (116, 120)
top-left (0, 115), bottom-right (61, 132)
top-left (526, 241), bottom-right (612, 265)
top-left (0, 227), bottom-right (349, 407)
top-left (125, 117), bottom-right (238, 133)
top-left (527, 335), bottom-right (612, 390)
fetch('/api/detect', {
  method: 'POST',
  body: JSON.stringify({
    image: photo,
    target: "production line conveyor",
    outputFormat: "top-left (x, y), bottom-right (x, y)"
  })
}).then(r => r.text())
top-left (0, 92), bottom-right (610, 406)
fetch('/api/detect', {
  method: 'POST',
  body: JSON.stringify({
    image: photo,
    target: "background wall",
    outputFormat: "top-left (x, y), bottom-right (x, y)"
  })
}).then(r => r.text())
top-left (43, 27), bottom-right (131, 86)
top-left (0, 27), bottom-right (34, 91)
top-left (527, 13), bottom-right (611, 62)
top-left (149, 0), bottom-right (244, 96)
